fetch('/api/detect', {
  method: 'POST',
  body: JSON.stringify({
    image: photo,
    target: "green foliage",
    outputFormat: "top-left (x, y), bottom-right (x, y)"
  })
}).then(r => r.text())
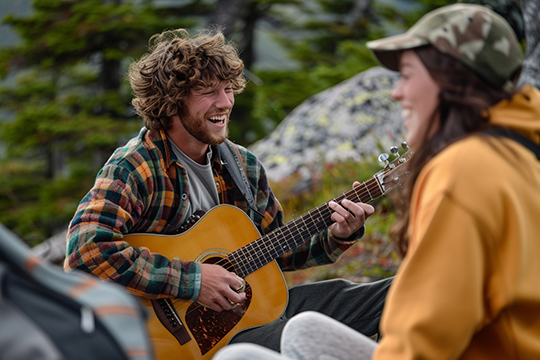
top-left (1, 0), bottom-right (192, 70)
top-left (0, 0), bottom-right (195, 242)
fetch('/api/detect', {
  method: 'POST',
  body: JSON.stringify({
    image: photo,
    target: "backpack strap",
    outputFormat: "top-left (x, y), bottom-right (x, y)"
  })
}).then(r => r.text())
top-left (217, 140), bottom-right (264, 234)
top-left (483, 128), bottom-right (540, 161)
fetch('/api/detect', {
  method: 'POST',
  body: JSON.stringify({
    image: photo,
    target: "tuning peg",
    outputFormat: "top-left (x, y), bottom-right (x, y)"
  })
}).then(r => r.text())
top-left (378, 153), bottom-right (390, 167)
top-left (402, 141), bottom-right (409, 150)
top-left (390, 146), bottom-right (399, 157)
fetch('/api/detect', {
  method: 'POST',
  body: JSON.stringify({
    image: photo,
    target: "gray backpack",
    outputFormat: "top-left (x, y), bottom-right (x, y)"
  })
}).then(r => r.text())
top-left (0, 223), bottom-right (154, 360)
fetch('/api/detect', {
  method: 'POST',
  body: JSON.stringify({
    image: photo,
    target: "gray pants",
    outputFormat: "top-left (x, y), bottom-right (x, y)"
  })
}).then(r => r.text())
top-left (215, 311), bottom-right (379, 360)
top-left (228, 277), bottom-right (391, 352)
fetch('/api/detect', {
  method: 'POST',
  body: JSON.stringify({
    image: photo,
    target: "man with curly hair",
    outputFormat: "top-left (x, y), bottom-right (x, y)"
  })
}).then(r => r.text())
top-left (65, 28), bottom-right (391, 357)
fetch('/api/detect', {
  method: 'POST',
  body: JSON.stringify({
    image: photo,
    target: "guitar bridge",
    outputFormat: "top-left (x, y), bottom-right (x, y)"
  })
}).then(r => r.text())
top-left (151, 299), bottom-right (191, 345)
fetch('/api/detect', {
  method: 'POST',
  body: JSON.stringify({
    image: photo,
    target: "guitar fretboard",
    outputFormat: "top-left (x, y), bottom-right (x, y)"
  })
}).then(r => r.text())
top-left (227, 176), bottom-right (384, 278)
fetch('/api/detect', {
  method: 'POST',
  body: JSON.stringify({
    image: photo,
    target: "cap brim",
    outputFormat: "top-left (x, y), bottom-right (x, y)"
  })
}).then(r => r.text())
top-left (367, 34), bottom-right (429, 71)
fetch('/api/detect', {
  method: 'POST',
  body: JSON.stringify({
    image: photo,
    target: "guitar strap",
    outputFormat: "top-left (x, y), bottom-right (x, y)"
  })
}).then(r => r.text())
top-left (217, 140), bottom-right (264, 234)
top-left (483, 128), bottom-right (540, 161)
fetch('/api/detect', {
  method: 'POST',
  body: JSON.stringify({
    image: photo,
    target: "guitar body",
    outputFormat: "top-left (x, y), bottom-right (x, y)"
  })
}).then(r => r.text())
top-left (124, 205), bottom-right (289, 360)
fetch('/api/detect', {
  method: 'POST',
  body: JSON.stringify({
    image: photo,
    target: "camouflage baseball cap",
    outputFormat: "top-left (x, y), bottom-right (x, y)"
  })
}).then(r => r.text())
top-left (366, 3), bottom-right (523, 89)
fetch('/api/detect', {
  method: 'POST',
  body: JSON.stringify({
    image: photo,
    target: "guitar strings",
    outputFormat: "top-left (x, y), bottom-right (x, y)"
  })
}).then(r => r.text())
top-left (227, 178), bottom-right (384, 276)
top-left (210, 179), bottom-right (381, 280)
top-left (227, 179), bottom-right (382, 277)
top-left (230, 158), bottom-right (412, 275)
top-left (181, 177), bottom-right (383, 317)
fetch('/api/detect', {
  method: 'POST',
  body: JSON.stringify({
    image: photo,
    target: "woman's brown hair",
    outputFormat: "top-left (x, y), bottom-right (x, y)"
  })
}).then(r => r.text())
top-left (128, 28), bottom-right (246, 131)
top-left (389, 46), bottom-right (515, 257)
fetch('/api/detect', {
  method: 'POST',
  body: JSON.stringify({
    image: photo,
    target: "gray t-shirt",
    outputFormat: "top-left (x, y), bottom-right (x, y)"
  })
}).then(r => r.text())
top-left (169, 141), bottom-right (219, 224)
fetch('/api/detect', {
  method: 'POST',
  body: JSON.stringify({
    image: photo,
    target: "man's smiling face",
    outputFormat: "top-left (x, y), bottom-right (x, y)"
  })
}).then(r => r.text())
top-left (180, 80), bottom-right (234, 146)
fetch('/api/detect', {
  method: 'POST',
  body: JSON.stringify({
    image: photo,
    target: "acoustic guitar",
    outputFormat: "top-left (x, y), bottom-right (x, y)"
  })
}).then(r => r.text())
top-left (124, 145), bottom-right (412, 360)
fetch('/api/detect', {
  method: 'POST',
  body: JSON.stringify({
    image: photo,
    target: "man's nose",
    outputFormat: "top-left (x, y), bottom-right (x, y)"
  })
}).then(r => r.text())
top-left (215, 90), bottom-right (234, 109)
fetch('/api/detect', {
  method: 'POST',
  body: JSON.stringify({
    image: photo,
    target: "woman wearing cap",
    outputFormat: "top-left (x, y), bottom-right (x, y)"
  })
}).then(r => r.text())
top-left (213, 3), bottom-right (540, 360)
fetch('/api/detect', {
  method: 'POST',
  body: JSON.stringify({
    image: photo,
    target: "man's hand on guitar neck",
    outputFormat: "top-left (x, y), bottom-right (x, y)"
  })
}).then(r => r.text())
top-left (328, 181), bottom-right (375, 240)
top-left (197, 264), bottom-right (247, 312)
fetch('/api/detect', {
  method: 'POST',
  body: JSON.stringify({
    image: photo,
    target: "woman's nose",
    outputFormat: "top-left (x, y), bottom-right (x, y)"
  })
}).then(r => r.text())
top-left (391, 81), bottom-right (403, 101)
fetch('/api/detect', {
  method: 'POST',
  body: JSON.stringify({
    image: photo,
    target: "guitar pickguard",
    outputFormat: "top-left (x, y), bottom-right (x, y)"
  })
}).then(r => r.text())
top-left (185, 254), bottom-right (253, 355)
top-left (185, 285), bottom-right (252, 355)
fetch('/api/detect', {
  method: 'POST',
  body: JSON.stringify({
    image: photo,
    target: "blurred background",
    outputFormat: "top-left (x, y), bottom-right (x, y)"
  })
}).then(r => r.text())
top-left (0, 0), bottom-right (526, 285)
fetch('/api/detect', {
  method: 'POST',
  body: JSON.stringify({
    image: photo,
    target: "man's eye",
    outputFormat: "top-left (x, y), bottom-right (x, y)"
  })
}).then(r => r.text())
top-left (200, 89), bottom-right (215, 95)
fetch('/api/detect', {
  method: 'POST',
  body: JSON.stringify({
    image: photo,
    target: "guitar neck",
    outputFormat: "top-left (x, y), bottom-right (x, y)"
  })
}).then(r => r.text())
top-left (228, 176), bottom-right (384, 278)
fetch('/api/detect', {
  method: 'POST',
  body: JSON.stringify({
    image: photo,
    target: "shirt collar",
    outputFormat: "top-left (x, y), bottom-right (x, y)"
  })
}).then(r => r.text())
top-left (147, 128), bottom-right (224, 173)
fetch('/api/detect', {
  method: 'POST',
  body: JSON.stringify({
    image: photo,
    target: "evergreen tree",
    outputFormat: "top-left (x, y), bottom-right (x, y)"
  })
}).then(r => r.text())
top-left (0, 0), bottom-right (194, 243)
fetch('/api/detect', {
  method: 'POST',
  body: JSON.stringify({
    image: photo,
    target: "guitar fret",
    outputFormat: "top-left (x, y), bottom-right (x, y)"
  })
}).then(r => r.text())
top-left (363, 182), bottom-right (373, 201)
top-left (258, 237), bottom-right (274, 264)
top-left (296, 217), bottom-right (309, 241)
top-left (264, 234), bottom-right (279, 259)
top-left (272, 238), bottom-right (282, 258)
top-left (267, 233), bottom-right (279, 257)
top-left (249, 242), bottom-right (262, 272)
top-left (289, 218), bottom-right (303, 243)
top-left (244, 244), bottom-right (259, 273)
top-left (250, 241), bottom-right (265, 270)
top-left (284, 225), bottom-right (297, 252)
top-left (319, 204), bottom-right (333, 228)
top-left (300, 213), bottom-right (311, 236)
top-left (273, 228), bottom-right (288, 254)
top-left (372, 176), bottom-right (384, 198)
top-left (351, 186), bottom-right (362, 202)
top-left (233, 248), bottom-right (249, 278)
top-left (306, 213), bottom-right (317, 233)
top-left (309, 212), bottom-right (323, 232)
top-left (312, 208), bottom-right (322, 229)
top-left (241, 245), bottom-right (255, 275)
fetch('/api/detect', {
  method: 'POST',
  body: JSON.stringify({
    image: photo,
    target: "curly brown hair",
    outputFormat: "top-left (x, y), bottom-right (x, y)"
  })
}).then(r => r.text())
top-left (389, 46), bottom-right (516, 257)
top-left (128, 28), bottom-right (246, 130)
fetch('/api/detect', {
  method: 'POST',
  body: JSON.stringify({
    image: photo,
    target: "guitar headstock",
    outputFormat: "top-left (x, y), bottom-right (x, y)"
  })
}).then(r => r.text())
top-left (375, 142), bottom-right (413, 195)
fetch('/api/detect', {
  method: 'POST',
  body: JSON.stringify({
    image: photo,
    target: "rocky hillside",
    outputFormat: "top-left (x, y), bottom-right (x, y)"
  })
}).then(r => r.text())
top-left (249, 67), bottom-right (404, 187)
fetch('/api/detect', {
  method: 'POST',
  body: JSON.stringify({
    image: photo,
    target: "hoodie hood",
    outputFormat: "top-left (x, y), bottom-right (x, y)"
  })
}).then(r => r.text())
top-left (489, 85), bottom-right (540, 144)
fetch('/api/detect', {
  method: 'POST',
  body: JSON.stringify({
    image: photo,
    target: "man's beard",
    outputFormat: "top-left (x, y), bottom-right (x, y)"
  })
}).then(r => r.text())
top-left (180, 112), bottom-right (229, 146)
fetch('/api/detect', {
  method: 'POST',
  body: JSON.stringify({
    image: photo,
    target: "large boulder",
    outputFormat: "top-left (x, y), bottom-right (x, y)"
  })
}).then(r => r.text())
top-left (518, 0), bottom-right (540, 89)
top-left (249, 66), bottom-right (404, 185)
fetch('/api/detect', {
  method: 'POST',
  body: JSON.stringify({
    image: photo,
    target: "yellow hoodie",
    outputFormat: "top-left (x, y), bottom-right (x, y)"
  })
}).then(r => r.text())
top-left (375, 85), bottom-right (540, 359)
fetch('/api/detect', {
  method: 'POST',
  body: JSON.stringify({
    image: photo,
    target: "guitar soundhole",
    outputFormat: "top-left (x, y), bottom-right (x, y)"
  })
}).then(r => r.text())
top-left (185, 256), bottom-right (252, 355)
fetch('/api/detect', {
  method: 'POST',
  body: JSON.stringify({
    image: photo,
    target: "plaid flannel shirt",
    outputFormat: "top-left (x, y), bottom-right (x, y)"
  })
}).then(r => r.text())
top-left (65, 128), bottom-right (360, 300)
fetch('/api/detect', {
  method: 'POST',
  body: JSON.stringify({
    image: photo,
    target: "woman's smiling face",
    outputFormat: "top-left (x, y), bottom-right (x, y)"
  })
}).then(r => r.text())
top-left (391, 50), bottom-right (441, 150)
